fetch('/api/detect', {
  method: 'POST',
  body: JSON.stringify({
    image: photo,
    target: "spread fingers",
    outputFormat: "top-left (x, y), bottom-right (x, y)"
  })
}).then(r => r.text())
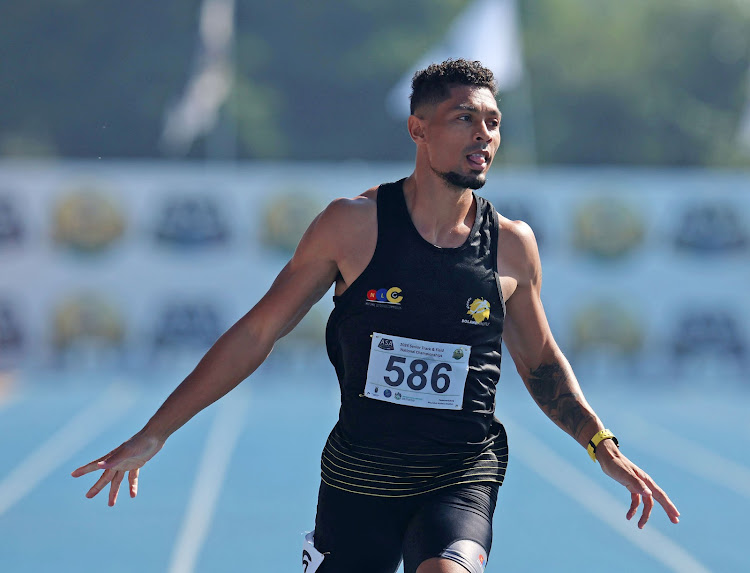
top-left (108, 471), bottom-right (125, 506)
top-left (128, 468), bottom-right (139, 498)
top-left (86, 469), bottom-right (115, 499)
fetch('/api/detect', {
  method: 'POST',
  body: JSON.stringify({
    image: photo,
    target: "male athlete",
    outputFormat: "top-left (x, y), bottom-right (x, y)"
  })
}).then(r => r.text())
top-left (73, 59), bottom-right (680, 573)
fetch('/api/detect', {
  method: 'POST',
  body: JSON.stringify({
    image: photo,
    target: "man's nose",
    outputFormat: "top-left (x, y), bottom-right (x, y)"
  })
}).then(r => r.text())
top-left (475, 122), bottom-right (493, 142)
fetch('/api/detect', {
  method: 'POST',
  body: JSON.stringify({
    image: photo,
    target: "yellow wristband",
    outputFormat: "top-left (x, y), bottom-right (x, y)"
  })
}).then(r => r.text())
top-left (587, 429), bottom-right (618, 462)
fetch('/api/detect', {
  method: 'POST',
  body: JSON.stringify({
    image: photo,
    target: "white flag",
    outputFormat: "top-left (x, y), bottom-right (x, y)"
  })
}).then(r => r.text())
top-left (160, 0), bottom-right (236, 155)
top-left (386, 0), bottom-right (524, 118)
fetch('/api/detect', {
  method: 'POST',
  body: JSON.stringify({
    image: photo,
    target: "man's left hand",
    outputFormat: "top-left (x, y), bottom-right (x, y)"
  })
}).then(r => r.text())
top-left (595, 439), bottom-right (680, 529)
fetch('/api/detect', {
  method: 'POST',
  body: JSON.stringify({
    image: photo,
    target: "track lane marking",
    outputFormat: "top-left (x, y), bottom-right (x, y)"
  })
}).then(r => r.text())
top-left (0, 383), bottom-right (137, 516)
top-left (168, 392), bottom-right (250, 573)
top-left (618, 414), bottom-right (750, 500)
top-left (625, 394), bottom-right (750, 440)
top-left (504, 415), bottom-right (710, 573)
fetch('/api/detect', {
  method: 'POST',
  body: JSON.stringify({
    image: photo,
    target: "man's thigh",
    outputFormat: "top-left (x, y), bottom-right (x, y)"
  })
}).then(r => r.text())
top-left (402, 483), bottom-right (498, 573)
top-left (312, 482), bottom-right (415, 573)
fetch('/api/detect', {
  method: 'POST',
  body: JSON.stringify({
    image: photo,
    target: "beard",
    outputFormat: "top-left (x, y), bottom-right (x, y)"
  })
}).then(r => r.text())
top-left (432, 168), bottom-right (487, 190)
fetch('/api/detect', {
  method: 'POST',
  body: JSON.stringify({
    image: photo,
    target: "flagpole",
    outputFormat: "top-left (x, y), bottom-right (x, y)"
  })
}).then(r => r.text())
top-left (204, 0), bottom-right (237, 162)
top-left (515, 63), bottom-right (538, 166)
top-left (160, 0), bottom-right (237, 161)
top-left (208, 0), bottom-right (237, 162)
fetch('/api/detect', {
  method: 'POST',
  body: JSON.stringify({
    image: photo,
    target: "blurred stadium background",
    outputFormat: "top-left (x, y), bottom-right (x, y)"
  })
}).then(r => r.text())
top-left (1, 1), bottom-right (749, 572)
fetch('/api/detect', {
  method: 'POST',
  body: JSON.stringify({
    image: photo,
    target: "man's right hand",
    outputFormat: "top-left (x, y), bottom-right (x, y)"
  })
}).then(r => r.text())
top-left (71, 433), bottom-right (164, 506)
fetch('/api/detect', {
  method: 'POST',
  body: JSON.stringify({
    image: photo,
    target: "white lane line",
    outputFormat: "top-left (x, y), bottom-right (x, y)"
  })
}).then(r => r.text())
top-left (168, 393), bottom-right (250, 573)
top-left (0, 383), bottom-right (137, 516)
top-left (504, 416), bottom-right (711, 573)
top-left (619, 415), bottom-right (750, 500)
top-left (635, 397), bottom-right (750, 440)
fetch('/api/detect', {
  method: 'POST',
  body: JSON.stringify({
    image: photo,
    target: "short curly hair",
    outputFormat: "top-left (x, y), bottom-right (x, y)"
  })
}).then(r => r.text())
top-left (409, 58), bottom-right (497, 115)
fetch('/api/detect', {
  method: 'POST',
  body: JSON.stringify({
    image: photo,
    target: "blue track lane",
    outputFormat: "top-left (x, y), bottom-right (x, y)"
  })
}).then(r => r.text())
top-left (0, 373), bottom-right (746, 573)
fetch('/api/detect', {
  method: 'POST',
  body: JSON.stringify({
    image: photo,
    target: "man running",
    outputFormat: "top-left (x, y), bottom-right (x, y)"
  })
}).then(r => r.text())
top-left (73, 59), bottom-right (680, 573)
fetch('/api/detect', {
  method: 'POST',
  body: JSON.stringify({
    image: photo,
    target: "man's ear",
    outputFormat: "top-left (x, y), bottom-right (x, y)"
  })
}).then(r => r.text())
top-left (407, 114), bottom-right (427, 144)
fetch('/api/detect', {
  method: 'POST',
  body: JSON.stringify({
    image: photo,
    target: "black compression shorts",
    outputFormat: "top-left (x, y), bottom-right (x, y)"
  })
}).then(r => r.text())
top-left (311, 480), bottom-right (498, 573)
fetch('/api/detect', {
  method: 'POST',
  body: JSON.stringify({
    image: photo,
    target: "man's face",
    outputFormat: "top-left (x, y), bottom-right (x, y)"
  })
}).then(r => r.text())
top-left (417, 85), bottom-right (501, 190)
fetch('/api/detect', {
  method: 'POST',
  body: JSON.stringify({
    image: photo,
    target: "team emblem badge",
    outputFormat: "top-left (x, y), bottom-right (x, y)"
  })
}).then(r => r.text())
top-left (466, 298), bottom-right (490, 324)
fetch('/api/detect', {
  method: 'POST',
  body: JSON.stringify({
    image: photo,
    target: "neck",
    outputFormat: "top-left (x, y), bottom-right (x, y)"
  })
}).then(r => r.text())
top-left (402, 171), bottom-right (476, 249)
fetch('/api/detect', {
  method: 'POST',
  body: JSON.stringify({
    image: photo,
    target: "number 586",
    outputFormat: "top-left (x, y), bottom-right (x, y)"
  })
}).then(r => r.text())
top-left (383, 356), bottom-right (452, 393)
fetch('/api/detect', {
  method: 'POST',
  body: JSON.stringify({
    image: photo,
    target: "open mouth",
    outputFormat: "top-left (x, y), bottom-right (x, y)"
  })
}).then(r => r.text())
top-left (467, 152), bottom-right (488, 169)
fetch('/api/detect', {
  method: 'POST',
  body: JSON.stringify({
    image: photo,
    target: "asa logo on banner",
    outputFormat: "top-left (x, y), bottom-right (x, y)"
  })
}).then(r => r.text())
top-left (153, 301), bottom-right (224, 350)
top-left (672, 310), bottom-right (747, 364)
top-left (0, 196), bottom-right (23, 245)
top-left (154, 196), bottom-right (229, 247)
top-left (674, 203), bottom-right (748, 253)
top-left (0, 301), bottom-right (23, 354)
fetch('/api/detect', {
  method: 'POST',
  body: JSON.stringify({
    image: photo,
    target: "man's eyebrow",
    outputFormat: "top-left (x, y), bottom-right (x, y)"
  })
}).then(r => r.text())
top-left (453, 104), bottom-right (501, 117)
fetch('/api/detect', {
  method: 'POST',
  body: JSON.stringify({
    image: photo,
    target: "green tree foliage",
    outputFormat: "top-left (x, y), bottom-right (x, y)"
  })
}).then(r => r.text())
top-left (523, 0), bottom-right (750, 166)
top-left (1, 0), bottom-right (748, 165)
top-left (231, 0), bottom-right (466, 160)
top-left (0, 1), bottom-right (201, 158)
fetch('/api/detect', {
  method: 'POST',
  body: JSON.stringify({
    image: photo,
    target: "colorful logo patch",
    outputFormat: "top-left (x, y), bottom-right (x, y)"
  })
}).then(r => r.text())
top-left (366, 287), bottom-right (403, 305)
top-left (466, 297), bottom-right (490, 324)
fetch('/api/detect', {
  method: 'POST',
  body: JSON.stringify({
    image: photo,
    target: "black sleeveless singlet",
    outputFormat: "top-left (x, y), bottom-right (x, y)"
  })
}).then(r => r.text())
top-left (321, 179), bottom-right (508, 497)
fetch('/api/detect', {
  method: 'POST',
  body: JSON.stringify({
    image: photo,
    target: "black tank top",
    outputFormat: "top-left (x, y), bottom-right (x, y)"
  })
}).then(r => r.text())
top-left (321, 179), bottom-right (508, 497)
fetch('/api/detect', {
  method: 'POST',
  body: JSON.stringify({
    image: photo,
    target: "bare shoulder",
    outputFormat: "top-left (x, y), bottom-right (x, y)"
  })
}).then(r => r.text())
top-left (316, 187), bottom-right (377, 231)
top-left (498, 214), bottom-right (537, 251)
top-left (314, 189), bottom-right (377, 242)
top-left (497, 213), bottom-right (541, 286)
top-left (302, 187), bottom-right (378, 280)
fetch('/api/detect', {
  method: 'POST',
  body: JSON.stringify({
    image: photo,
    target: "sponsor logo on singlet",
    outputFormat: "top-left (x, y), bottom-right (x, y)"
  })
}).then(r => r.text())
top-left (366, 287), bottom-right (403, 308)
top-left (462, 297), bottom-right (491, 326)
top-left (378, 338), bottom-right (394, 350)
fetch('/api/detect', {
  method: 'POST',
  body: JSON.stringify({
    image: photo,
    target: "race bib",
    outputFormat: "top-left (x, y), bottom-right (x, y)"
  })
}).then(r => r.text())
top-left (302, 532), bottom-right (324, 572)
top-left (364, 333), bottom-right (470, 410)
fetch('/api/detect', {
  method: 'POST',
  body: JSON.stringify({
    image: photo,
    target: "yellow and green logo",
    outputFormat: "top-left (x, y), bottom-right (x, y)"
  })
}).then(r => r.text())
top-left (466, 298), bottom-right (490, 324)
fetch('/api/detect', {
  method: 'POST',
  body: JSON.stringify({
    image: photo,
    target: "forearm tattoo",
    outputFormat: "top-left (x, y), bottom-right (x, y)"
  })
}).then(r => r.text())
top-left (527, 362), bottom-right (588, 440)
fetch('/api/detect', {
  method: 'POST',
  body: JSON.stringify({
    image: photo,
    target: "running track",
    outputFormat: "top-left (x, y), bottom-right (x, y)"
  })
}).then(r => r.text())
top-left (0, 370), bottom-right (746, 572)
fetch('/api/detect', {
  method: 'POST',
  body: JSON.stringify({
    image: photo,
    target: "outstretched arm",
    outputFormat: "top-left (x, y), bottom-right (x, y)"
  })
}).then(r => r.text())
top-left (499, 220), bottom-right (680, 528)
top-left (72, 200), bottom-right (346, 505)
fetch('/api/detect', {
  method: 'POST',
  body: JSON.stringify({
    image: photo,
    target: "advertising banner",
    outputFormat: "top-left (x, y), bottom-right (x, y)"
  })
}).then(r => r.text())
top-left (0, 161), bottom-right (747, 386)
